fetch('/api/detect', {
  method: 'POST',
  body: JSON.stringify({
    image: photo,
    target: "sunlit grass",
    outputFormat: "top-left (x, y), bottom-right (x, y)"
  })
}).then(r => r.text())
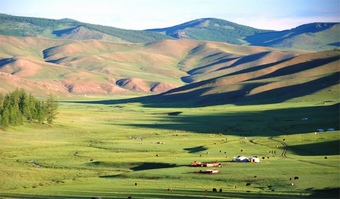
top-left (0, 98), bottom-right (339, 198)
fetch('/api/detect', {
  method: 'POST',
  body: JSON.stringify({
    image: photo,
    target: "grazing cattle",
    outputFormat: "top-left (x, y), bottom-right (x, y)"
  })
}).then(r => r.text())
top-left (325, 156), bottom-right (328, 159)
top-left (233, 185), bottom-right (237, 189)
top-left (127, 197), bottom-right (132, 199)
top-left (294, 176), bottom-right (299, 180)
top-left (212, 188), bottom-right (217, 192)
top-left (135, 182), bottom-right (137, 186)
top-left (167, 188), bottom-right (173, 192)
top-left (219, 188), bottom-right (223, 192)
top-left (246, 183), bottom-right (251, 186)
top-left (254, 176), bottom-right (257, 178)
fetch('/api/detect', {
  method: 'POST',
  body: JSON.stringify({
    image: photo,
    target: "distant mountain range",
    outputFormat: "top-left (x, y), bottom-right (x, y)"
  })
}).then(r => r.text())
top-left (0, 13), bottom-right (339, 106)
top-left (0, 14), bottom-right (339, 51)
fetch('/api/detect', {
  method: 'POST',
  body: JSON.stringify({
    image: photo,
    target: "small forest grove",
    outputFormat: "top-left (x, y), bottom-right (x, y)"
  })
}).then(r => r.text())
top-left (0, 89), bottom-right (59, 128)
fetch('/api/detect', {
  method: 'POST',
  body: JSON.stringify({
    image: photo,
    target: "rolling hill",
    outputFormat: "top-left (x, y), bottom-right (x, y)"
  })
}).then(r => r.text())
top-left (0, 13), bottom-right (171, 43)
top-left (155, 49), bottom-right (339, 106)
top-left (146, 18), bottom-right (270, 45)
top-left (0, 34), bottom-right (339, 106)
top-left (0, 14), bottom-right (338, 50)
top-left (0, 14), bottom-right (339, 105)
top-left (148, 18), bottom-right (340, 51)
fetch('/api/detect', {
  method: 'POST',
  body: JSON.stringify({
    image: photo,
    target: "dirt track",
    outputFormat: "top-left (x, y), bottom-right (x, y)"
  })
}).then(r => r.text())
top-left (268, 137), bottom-right (287, 157)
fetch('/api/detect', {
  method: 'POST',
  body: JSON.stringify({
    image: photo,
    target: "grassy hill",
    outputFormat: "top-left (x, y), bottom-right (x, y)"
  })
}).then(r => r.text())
top-left (147, 18), bottom-right (340, 51)
top-left (1, 14), bottom-right (338, 50)
top-left (0, 13), bottom-right (171, 43)
top-left (146, 18), bottom-right (270, 45)
top-left (245, 23), bottom-right (340, 51)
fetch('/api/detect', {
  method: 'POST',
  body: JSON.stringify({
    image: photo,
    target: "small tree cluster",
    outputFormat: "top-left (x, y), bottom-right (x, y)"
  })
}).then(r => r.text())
top-left (0, 89), bottom-right (59, 128)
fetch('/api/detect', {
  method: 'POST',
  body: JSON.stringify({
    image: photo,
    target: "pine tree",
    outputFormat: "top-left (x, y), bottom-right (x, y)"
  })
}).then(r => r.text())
top-left (36, 101), bottom-right (45, 124)
top-left (1, 106), bottom-right (10, 127)
top-left (0, 89), bottom-right (58, 127)
top-left (45, 94), bottom-right (59, 124)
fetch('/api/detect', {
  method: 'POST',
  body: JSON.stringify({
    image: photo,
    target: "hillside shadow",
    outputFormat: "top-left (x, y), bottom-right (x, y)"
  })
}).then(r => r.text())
top-left (130, 162), bottom-right (177, 171)
top-left (329, 42), bottom-right (340, 47)
top-left (195, 72), bottom-right (339, 106)
top-left (68, 95), bottom-right (339, 136)
top-left (249, 56), bottom-right (339, 81)
top-left (289, 140), bottom-right (339, 156)
top-left (187, 57), bottom-right (239, 75)
top-left (307, 187), bottom-right (340, 198)
top-left (183, 146), bottom-right (208, 153)
top-left (0, 57), bottom-right (14, 67)
top-left (218, 57), bottom-right (293, 76)
top-left (218, 51), bottom-right (272, 70)
top-left (121, 103), bottom-right (339, 136)
top-left (242, 72), bottom-right (339, 105)
top-left (52, 26), bottom-right (79, 37)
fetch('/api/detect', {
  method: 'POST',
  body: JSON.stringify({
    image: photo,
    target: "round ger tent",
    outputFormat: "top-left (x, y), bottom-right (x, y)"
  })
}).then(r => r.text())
top-left (234, 156), bottom-right (249, 162)
top-left (250, 156), bottom-right (260, 163)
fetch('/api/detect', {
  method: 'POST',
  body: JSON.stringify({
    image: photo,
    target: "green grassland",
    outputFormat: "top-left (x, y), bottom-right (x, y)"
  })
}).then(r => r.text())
top-left (0, 96), bottom-right (339, 198)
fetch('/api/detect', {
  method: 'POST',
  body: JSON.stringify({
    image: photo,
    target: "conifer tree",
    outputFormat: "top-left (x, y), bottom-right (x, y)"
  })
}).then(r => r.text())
top-left (0, 89), bottom-right (59, 127)
top-left (45, 94), bottom-right (59, 124)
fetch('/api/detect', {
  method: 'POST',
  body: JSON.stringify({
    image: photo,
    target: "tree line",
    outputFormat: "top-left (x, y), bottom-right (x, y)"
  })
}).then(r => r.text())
top-left (0, 89), bottom-right (59, 128)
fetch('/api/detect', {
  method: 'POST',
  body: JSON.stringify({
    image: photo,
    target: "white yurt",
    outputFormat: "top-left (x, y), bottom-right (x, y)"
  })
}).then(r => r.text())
top-left (250, 156), bottom-right (260, 163)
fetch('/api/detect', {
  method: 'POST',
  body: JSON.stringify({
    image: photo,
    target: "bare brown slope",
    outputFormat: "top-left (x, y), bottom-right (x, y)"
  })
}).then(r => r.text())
top-left (116, 78), bottom-right (178, 93)
top-left (0, 35), bottom-right (311, 97)
top-left (0, 72), bottom-right (70, 97)
top-left (0, 36), bottom-right (188, 95)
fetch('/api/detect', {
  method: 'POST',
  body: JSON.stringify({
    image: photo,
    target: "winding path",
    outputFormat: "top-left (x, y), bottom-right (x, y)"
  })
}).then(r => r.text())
top-left (268, 137), bottom-right (288, 158)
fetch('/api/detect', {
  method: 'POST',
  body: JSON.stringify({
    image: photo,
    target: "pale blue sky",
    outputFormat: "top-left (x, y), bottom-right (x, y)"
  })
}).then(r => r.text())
top-left (0, 0), bottom-right (339, 30)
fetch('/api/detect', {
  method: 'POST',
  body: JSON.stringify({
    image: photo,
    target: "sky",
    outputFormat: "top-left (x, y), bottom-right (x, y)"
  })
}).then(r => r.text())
top-left (0, 0), bottom-right (339, 30)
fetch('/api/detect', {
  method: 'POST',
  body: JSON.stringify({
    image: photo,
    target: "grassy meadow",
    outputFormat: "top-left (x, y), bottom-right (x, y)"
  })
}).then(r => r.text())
top-left (0, 95), bottom-right (339, 199)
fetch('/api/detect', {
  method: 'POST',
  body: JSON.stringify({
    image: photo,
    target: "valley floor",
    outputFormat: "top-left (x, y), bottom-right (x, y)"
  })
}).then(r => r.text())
top-left (0, 99), bottom-right (339, 198)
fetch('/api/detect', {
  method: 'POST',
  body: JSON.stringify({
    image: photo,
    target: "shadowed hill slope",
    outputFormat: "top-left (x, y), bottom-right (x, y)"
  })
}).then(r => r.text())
top-left (156, 50), bottom-right (340, 106)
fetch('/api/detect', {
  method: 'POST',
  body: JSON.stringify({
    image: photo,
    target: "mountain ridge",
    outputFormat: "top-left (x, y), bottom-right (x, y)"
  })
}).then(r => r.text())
top-left (0, 13), bottom-right (339, 50)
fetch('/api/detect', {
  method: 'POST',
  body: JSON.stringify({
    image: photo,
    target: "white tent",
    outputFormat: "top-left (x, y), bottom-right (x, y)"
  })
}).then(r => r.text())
top-left (234, 156), bottom-right (249, 162)
top-left (250, 156), bottom-right (260, 163)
